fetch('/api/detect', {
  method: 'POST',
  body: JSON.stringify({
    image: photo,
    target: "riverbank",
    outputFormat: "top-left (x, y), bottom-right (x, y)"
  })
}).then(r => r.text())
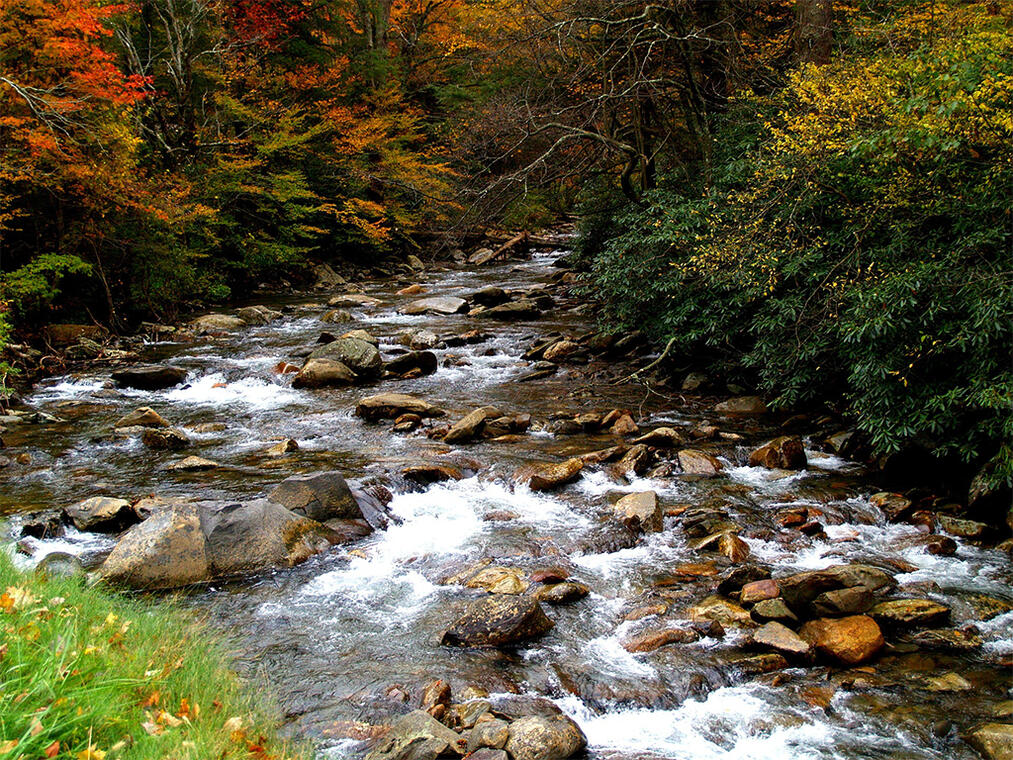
top-left (0, 553), bottom-right (304, 760)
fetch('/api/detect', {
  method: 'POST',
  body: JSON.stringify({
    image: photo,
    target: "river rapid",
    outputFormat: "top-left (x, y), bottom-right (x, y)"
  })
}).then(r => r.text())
top-left (2, 245), bottom-right (1011, 760)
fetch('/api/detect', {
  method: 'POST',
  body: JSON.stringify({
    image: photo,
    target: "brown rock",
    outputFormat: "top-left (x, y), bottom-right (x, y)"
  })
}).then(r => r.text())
top-left (622, 627), bottom-right (699, 653)
top-left (441, 596), bottom-right (554, 647)
top-left (614, 491), bottom-right (662, 532)
top-left (678, 449), bottom-right (724, 477)
top-left (799, 615), bottom-right (884, 665)
top-left (748, 436), bottom-right (807, 470)
top-left (714, 396), bottom-right (767, 415)
top-left (751, 621), bottom-right (812, 658)
top-left (740, 579), bottom-right (780, 604)
top-left (515, 458), bottom-right (584, 491)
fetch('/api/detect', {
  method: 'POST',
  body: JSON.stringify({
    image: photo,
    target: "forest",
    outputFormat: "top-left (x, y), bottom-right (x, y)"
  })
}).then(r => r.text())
top-left (3, 0), bottom-right (1009, 493)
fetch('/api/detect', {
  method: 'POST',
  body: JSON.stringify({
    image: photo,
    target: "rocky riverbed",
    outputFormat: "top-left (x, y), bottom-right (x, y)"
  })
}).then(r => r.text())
top-left (1, 242), bottom-right (1011, 760)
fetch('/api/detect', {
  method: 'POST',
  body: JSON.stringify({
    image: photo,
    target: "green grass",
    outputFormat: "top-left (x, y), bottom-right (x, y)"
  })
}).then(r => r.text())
top-left (0, 554), bottom-right (306, 760)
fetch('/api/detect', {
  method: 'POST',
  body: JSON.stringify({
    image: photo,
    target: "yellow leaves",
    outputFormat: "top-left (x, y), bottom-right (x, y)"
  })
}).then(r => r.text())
top-left (1, 585), bottom-right (39, 613)
top-left (77, 747), bottom-right (106, 760)
top-left (0, 740), bottom-right (18, 753)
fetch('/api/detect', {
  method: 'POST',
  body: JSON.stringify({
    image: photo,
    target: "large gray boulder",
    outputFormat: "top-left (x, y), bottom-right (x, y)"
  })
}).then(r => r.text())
top-left (99, 503), bottom-right (209, 588)
top-left (310, 337), bottom-right (382, 377)
top-left (200, 499), bottom-right (339, 577)
top-left (292, 358), bottom-right (357, 388)
top-left (268, 471), bottom-right (360, 522)
top-left (111, 365), bottom-right (187, 390)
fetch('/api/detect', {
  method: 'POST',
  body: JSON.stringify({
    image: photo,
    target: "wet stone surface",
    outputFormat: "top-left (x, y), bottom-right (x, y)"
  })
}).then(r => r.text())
top-left (2, 248), bottom-right (1012, 759)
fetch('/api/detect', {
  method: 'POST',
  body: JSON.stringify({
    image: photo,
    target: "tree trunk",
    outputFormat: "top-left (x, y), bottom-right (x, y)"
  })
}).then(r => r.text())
top-left (795, 0), bottom-right (834, 65)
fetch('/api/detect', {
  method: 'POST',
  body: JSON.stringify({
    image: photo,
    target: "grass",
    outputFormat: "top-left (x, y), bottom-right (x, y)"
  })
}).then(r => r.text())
top-left (0, 553), bottom-right (306, 760)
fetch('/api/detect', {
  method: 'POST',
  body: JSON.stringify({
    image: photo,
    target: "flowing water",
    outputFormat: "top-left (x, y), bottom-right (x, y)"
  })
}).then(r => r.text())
top-left (2, 248), bottom-right (1011, 759)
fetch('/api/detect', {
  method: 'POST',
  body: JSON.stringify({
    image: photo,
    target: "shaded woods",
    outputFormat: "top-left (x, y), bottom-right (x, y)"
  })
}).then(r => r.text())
top-left (1, 0), bottom-right (1010, 495)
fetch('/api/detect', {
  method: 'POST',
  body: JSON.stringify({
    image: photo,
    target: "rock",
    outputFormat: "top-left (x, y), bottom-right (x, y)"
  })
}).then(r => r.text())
top-left (610, 413), bottom-right (639, 436)
top-left (614, 491), bottom-right (662, 532)
top-left (114, 407), bottom-right (169, 429)
top-left (514, 458), bottom-right (584, 491)
top-left (45, 324), bottom-right (108, 346)
top-left (939, 515), bottom-right (990, 540)
top-left (777, 564), bottom-right (897, 610)
top-left (740, 579), bottom-right (780, 604)
top-left (265, 438), bottom-right (299, 457)
top-left (397, 284), bottom-right (425, 296)
top-left (678, 449), bottom-right (724, 477)
top-left (615, 444), bottom-right (652, 475)
top-left (693, 531), bottom-right (751, 563)
top-left (479, 300), bottom-right (541, 321)
top-left (471, 286), bottom-right (509, 306)
top-left (141, 427), bottom-right (189, 451)
top-left (292, 358), bottom-right (358, 388)
top-left (65, 497), bottom-right (137, 532)
top-left (268, 471), bottom-right (360, 522)
top-left (718, 565), bottom-right (772, 595)
top-left (681, 372), bottom-right (709, 392)
top-left (543, 340), bottom-right (580, 363)
top-left (810, 586), bottom-right (875, 617)
top-left (310, 337), bottom-right (382, 377)
top-left (401, 296), bottom-right (468, 315)
top-left (341, 329), bottom-right (379, 345)
top-left (385, 351), bottom-right (438, 378)
top-left (536, 582), bottom-right (589, 605)
top-left (870, 599), bottom-right (950, 628)
top-left (19, 511), bottom-right (64, 540)
top-left (714, 396), bottom-right (767, 415)
top-left (111, 365), bottom-right (187, 390)
top-left (966, 723), bottom-right (1013, 760)
top-left (329, 294), bottom-right (381, 308)
top-left (869, 492), bottom-right (915, 521)
top-left (419, 679), bottom-right (452, 715)
top-left (201, 499), bottom-right (338, 577)
top-left (734, 653), bottom-right (789, 675)
top-left (403, 464), bottom-right (464, 484)
top-left (799, 615), bottom-right (884, 665)
top-left (441, 596), bottom-right (554, 647)
top-left (99, 504), bottom-right (209, 588)
top-left (191, 313), bottom-right (246, 332)
top-left (907, 628), bottom-right (984, 651)
top-left (748, 436), bottom-right (807, 470)
top-left (688, 595), bottom-right (755, 628)
top-left (924, 672), bottom-right (973, 692)
top-left (504, 715), bottom-right (586, 760)
top-left (752, 621), bottom-right (811, 658)
top-left (468, 720), bottom-right (510, 752)
top-left (400, 328), bottom-right (440, 350)
top-left (356, 393), bottom-right (445, 421)
top-left (445, 406), bottom-right (502, 444)
top-left (311, 263), bottom-right (345, 289)
top-left (321, 308), bottom-right (355, 324)
top-left (751, 598), bottom-right (799, 625)
top-left (237, 305), bottom-right (282, 324)
top-left (632, 427), bottom-right (683, 447)
top-left (365, 710), bottom-right (466, 760)
top-left (167, 456), bottom-right (219, 471)
top-left (468, 247), bottom-right (496, 265)
top-left (34, 552), bottom-right (85, 580)
top-left (465, 566), bottom-right (530, 595)
top-left (622, 627), bottom-right (699, 653)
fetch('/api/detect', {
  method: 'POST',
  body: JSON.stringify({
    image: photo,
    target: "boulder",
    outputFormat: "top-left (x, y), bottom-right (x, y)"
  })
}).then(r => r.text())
top-left (692, 531), bottom-right (751, 563)
top-left (748, 436), bottom-right (807, 470)
top-left (445, 406), bottom-right (502, 444)
top-left (468, 720), bottom-right (510, 752)
top-left (908, 628), bottom-right (983, 652)
top-left (191, 313), bottom-right (246, 332)
top-left (99, 504), bottom-right (209, 588)
top-left (464, 566), bottom-right (530, 595)
top-left (614, 491), bottom-right (662, 532)
top-left (19, 511), bottom-right (64, 540)
top-left (265, 438), bottom-right (299, 457)
top-left (45, 324), bottom-right (108, 346)
top-left (141, 427), bottom-right (190, 451)
top-left (751, 621), bottom-right (811, 658)
top-left (542, 340), bottom-right (580, 363)
top-left (320, 308), bottom-right (355, 324)
top-left (341, 329), bottom-right (379, 345)
top-left (167, 456), bottom-right (220, 472)
top-left (799, 615), bottom-right (884, 665)
top-left (268, 471), bottom-right (360, 522)
top-left (678, 449), bottom-right (724, 477)
top-left (356, 393), bottom-right (445, 421)
top-left (237, 305), bottom-right (282, 325)
top-left (65, 497), bottom-right (137, 532)
top-left (441, 596), bottom-right (554, 647)
top-left (535, 582), bottom-right (589, 605)
top-left (292, 358), bottom-right (358, 388)
top-left (869, 492), bottom-right (915, 521)
top-left (965, 723), bottom-right (1013, 760)
top-left (504, 715), bottom-right (586, 760)
top-left (34, 552), bottom-right (85, 580)
top-left (869, 599), bottom-right (950, 628)
top-left (751, 599), bottom-right (799, 625)
top-left (365, 710), bottom-right (466, 760)
top-left (632, 427), bottom-right (683, 447)
top-left (471, 286), bottom-right (509, 306)
top-left (810, 586), bottom-right (875, 617)
top-left (201, 499), bottom-right (338, 577)
top-left (114, 406), bottom-right (169, 429)
top-left (400, 296), bottom-right (468, 315)
top-left (714, 396), bottom-right (767, 415)
top-left (111, 365), bottom-right (187, 390)
top-left (385, 351), bottom-right (438, 378)
top-left (622, 627), bottom-right (699, 653)
top-left (610, 414), bottom-right (639, 436)
top-left (740, 579), bottom-right (780, 604)
top-left (403, 464), bottom-right (464, 484)
top-left (400, 328), bottom-right (440, 350)
top-left (777, 564), bottom-right (896, 610)
top-left (310, 337), bottom-right (382, 377)
top-left (514, 458), bottom-right (584, 491)
top-left (939, 515), bottom-right (990, 540)
top-left (478, 300), bottom-right (541, 320)
top-left (688, 595), bottom-right (755, 628)
top-left (311, 263), bottom-right (345, 289)
top-left (329, 294), bottom-right (381, 308)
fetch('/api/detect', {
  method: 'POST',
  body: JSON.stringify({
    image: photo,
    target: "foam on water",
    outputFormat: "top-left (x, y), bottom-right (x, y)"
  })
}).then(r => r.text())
top-left (556, 686), bottom-right (840, 760)
top-left (576, 469), bottom-right (685, 498)
top-left (33, 378), bottom-right (109, 401)
top-left (155, 373), bottom-right (305, 410)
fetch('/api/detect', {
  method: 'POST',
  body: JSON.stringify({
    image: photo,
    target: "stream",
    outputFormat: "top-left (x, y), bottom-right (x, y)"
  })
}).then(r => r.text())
top-left (2, 246), bottom-right (1011, 760)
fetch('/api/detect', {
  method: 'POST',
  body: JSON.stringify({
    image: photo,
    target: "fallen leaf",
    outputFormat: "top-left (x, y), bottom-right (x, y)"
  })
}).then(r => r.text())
top-left (30, 718), bottom-right (43, 736)
top-left (0, 740), bottom-right (18, 752)
top-left (141, 721), bottom-right (164, 737)
top-left (44, 740), bottom-right (60, 758)
top-left (77, 747), bottom-right (107, 760)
